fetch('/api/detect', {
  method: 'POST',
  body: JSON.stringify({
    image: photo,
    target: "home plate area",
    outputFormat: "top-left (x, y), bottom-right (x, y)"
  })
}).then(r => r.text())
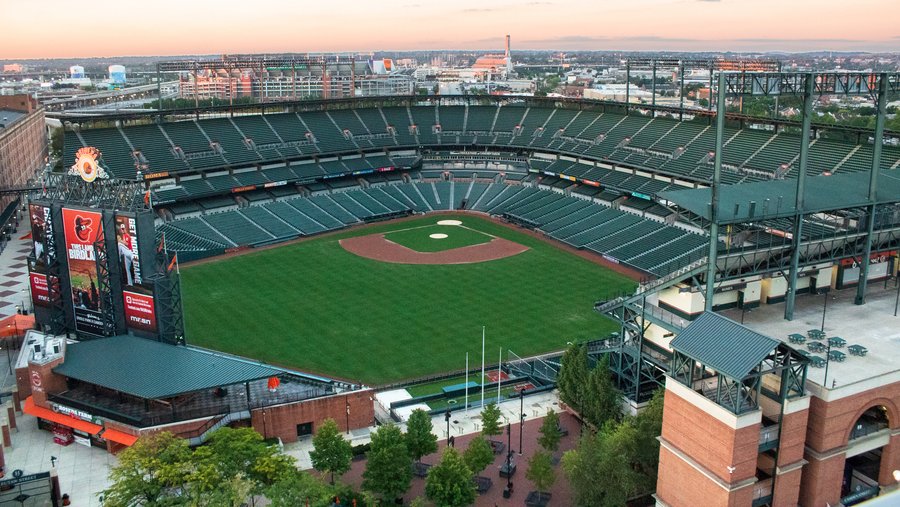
top-left (339, 219), bottom-right (529, 265)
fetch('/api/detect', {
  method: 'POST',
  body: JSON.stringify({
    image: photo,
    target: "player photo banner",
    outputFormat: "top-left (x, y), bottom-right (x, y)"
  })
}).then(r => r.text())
top-left (115, 214), bottom-right (157, 333)
top-left (28, 204), bottom-right (56, 308)
top-left (29, 204), bottom-right (56, 265)
top-left (114, 215), bottom-right (143, 287)
top-left (61, 208), bottom-right (105, 335)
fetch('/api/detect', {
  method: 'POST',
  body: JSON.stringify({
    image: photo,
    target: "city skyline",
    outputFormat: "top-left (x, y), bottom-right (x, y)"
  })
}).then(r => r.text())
top-left (2, 0), bottom-right (899, 59)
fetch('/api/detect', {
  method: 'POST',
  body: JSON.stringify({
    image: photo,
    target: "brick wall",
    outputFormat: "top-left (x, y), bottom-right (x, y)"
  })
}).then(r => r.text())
top-left (799, 451), bottom-right (845, 506)
top-left (26, 359), bottom-right (67, 407)
top-left (660, 387), bottom-right (760, 484)
top-left (0, 107), bottom-right (46, 211)
top-left (771, 467), bottom-right (803, 507)
top-left (0, 95), bottom-right (37, 113)
top-left (250, 389), bottom-right (374, 444)
top-left (777, 408), bottom-right (810, 466)
top-left (798, 380), bottom-right (900, 505)
top-left (657, 444), bottom-right (754, 507)
top-left (805, 382), bottom-right (900, 452)
top-left (15, 365), bottom-right (32, 400)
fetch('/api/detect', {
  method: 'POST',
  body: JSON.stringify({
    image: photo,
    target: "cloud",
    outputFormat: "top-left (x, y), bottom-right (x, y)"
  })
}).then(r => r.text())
top-left (697, 0), bottom-right (721, 2)
top-left (462, 7), bottom-right (496, 12)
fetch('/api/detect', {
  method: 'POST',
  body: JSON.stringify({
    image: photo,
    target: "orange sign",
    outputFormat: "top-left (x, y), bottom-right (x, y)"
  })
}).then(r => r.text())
top-left (70, 147), bottom-right (109, 183)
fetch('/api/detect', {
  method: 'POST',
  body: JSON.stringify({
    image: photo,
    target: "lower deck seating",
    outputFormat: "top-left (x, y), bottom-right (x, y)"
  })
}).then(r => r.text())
top-left (156, 180), bottom-right (708, 276)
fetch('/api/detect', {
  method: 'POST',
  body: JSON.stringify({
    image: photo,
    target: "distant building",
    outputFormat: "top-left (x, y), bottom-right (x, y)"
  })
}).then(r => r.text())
top-left (0, 94), bottom-right (45, 213)
top-left (2, 64), bottom-right (24, 73)
top-left (69, 66), bottom-right (85, 79)
top-left (179, 61), bottom-right (413, 101)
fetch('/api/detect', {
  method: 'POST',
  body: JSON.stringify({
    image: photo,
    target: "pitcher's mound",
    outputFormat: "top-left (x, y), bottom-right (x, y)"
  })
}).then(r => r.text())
top-left (436, 219), bottom-right (463, 226)
top-left (340, 233), bottom-right (529, 265)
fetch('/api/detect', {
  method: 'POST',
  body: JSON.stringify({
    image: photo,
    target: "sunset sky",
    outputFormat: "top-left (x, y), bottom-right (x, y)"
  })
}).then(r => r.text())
top-left (2, 0), bottom-right (898, 59)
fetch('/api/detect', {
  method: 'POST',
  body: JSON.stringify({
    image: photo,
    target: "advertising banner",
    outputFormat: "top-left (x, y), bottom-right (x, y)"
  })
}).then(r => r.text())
top-left (28, 204), bottom-right (56, 308)
top-left (115, 214), bottom-right (158, 333)
top-left (61, 208), bottom-right (105, 335)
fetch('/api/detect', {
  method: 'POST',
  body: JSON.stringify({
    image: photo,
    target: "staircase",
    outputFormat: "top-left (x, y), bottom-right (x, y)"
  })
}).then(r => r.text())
top-left (594, 257), bottom-right (708, 314)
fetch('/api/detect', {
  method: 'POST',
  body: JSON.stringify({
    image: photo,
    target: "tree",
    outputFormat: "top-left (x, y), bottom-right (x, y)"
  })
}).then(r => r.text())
top-left (462, 435), bottom-right (494, 477)
top-left (264, 471), bottom-right (330, 507)
top-left (363, 424), bottom-right (413, 502)
top-left (309, 418), bottom-right (352, 485)
top-left (405, 408), bottom-right (438, 463)
top-left (557, 343), bottom-right (589, 414)
top-left (190, 427), bottom-right (294, 496)
top-left (562, 421), bottom-right (642, 507)
top-left (537, 410), bottom-right (562, 453)
top-left (632, 389), bottom-right (665, 491)
top-left (480, 402), bottom-right (502, 439)
top-left (425, 447), bottom-right (477, 507)
top-left (582, 356), bottom-right (621, 428)
top-left (102, 431), bottom-right (192, 507)
top-left (526, 450), bottom-right (556, 494)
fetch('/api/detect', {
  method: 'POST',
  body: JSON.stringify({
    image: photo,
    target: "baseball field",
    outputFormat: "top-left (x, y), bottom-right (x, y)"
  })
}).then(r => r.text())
top-left (179, 214), bottom-right (635, 385)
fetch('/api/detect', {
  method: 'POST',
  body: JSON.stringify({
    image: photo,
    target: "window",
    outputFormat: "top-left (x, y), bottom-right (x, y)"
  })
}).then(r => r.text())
top-left (297, 422), bottom-right (313, 438)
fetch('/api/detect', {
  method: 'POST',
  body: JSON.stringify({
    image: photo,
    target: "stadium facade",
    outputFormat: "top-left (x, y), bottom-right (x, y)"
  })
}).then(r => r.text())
top-left (23, 68), bottom-right (900, 505)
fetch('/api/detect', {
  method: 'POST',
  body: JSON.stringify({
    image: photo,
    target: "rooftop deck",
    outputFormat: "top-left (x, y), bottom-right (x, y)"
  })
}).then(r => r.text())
top-left (52, 375), bottom-right (335, 428)
top-left (720, 283), bottom-right (900, 394)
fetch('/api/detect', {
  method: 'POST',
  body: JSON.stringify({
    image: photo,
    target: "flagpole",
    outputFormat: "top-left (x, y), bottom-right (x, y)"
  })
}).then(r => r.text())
top-left (465, 352), bottom-right (469, 415)
top-left (497, 346), bottom-right (502, 405)
top-left (480, 326), bottom-right (485, 409)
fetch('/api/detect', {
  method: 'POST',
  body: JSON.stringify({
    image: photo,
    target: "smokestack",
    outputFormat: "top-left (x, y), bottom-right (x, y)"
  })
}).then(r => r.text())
top-left (505, 35), bottom-right (513, 75)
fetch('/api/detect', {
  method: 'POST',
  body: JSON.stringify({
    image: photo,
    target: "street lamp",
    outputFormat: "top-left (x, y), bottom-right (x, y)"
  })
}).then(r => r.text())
top-left (445, 410), bottom-right (452, 446)
top-left (345, 399), bottom-right (350, 435)
top-left (518, 391), bottom-right (525, 456)
top-left (506, 424), bottom-right (513, 493)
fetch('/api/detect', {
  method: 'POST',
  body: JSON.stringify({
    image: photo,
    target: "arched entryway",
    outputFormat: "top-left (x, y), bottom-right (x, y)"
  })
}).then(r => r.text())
top-left (842, 406), bottom-right (891, 505)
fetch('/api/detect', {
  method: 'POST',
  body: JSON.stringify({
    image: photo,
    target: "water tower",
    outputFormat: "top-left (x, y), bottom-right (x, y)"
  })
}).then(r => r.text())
top-left (69, 65), bottom-right (85, 79)
top-left (108, 65), bottom-right (126, 85)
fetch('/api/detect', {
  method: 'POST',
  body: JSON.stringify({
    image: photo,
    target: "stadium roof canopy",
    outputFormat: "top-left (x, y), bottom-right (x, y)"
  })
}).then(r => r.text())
top-left (54, 335), bottom-right (281, 399)
top-left (659, 169), bottom-right (900, 224)
top-left (670, 312), bottom-right (780, 380)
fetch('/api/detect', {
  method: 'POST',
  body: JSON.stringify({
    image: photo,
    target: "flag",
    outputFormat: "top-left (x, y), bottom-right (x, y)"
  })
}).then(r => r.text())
top-left (167, 253), bottom-right (178, 273)
top-left (144, 190), bottom-right (152, 207)
top-left (157, 232), bottom-right (166, 254)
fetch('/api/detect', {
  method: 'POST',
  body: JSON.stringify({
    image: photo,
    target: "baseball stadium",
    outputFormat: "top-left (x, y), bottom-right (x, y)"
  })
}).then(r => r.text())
top-left (12, 57), bottom-right (900, 506)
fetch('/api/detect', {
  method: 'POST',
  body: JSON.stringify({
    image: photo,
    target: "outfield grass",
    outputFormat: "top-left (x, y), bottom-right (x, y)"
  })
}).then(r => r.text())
top-left (180, 214), bottom-right (635, 385)
top-left (384, 224), bottom-right (492, 252)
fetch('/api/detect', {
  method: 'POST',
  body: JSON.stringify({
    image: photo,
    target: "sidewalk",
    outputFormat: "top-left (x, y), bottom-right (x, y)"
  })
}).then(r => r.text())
top-left (284, 389), bottom-right (564, 470)
top-left (5, 412), bottom-right (118, 507)
top-left (296, 392), bottom-right (580, 507)
top-left (0, 216), bottom-right (33, 321)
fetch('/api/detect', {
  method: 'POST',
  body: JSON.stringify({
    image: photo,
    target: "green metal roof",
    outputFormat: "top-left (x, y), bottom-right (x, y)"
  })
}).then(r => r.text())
top-left (659, 169), bottom-right (900, 224)
top-left (53, 336), bottom-right (281, 399)
top-left (670, 312), bottom-right (780, 380)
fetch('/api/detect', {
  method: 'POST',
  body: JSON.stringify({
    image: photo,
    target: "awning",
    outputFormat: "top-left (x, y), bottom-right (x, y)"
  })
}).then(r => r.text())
top-left (0, 314), bottom-right (35, 338)
top-left (101, 428), bottom-right (138, 446)
top-left (23, 396), bottom-right (102, 435)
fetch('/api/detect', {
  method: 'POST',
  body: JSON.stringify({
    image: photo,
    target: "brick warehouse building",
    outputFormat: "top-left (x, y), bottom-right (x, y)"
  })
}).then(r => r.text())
top-left (0, 94), bottom-right (45, 215)
top-left (653, 287), bottom-right (900, 507)
top-left (17, 331), bottom-right (374, 453)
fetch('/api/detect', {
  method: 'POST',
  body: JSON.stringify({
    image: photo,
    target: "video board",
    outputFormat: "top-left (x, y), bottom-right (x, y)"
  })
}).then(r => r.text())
top-left (61, 207), bottom-right (106, 335)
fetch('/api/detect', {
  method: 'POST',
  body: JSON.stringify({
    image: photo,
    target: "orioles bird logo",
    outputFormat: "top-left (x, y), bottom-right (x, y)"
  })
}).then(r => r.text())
top-left (73, 215), bottom-right (94, 243)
